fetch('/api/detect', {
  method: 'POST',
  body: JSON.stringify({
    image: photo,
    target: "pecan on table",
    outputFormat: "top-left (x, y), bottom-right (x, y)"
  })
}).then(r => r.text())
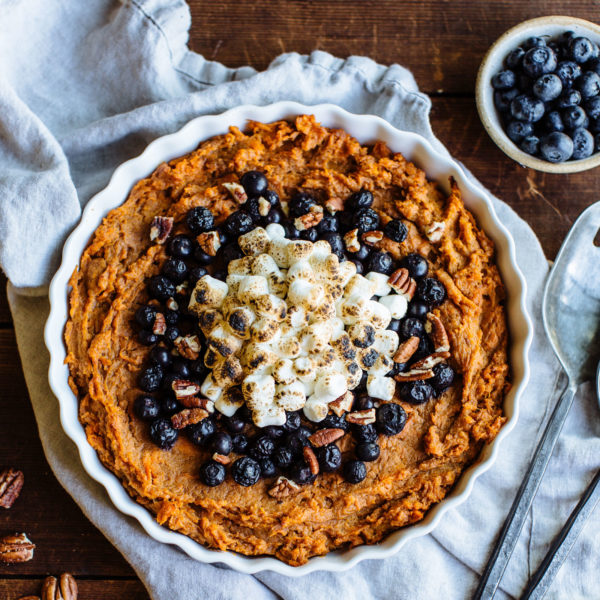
top-left (0, 468), bottom-right (24, 509)
top-left (42, 573), bottom-right (78, 600)
top-left (0, 533), bottom-right (35, 564)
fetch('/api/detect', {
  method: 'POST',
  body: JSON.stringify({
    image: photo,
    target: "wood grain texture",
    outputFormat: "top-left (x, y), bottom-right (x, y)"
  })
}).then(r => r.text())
top-left (0, 579), bottom-right (148, 600)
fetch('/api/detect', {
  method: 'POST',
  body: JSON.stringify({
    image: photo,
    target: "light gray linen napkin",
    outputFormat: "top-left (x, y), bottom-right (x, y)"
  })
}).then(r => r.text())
top-left (2, 1), bottom-right (599, 599)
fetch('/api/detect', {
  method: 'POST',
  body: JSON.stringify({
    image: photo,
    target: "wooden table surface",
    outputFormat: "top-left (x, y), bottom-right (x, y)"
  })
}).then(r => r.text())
top-left (2, 1), bottom-right (600, 598)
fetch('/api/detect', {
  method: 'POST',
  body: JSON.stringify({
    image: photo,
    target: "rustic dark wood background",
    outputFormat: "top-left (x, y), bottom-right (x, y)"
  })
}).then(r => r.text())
top-left (2, 1), bottom-right (599, 598)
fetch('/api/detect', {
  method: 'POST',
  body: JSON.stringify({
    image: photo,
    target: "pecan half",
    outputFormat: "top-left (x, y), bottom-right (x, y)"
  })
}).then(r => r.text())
top-left (44, 573), bottom-right (78, 600)
top-left (343, 229), bottom-right (361, 253)
top-left (308, 428), bottom-right (345, 447)
top-left (174, 335), bottom-right (201, 360)
top-left (222, 182), bottom-right (248, 204)
top-left (426, 312), bottom-right (450, 352)
top-left (196, 231), bottom-right (221, 256)
top-left (175, 281), bottom-right (189, 295)
top-left (393, 336), bottom-right (420, 364)
top-left (361, 230), bottom-right (384, 246)
top-left (324, 197), bottom-right (344, 214)
top-left (345, 408), bottom-right (376, 425)
top-left (394, 368), bottom-right (435, 382)
top-left (179, 396), bottom-right (214, 412)
top-left (411, 351), bottom-right (451, 371)
top-left (258, 196), bottom-right (271, 217)
top-left (152, 312), bottom-right (166, 336)
top-left (427, 220), bottom-right (446, 242)
top-left (303, 446), bottom-right (319, 475)
top-left (388, 268), bottom-right (417, 300)
top-left (149, 216), bottom-right (173, 244)
top-left (0, 468), bottom-right (24, 509)
top-left (171, 379), bottom-right (201, 398)
top-left (166, 297), bottom-right (179, 311)
top-left (268, 476), bottom-right (300, 500)
top-left (0, 533), bottom-right (35, 563)
top-left (294, 205), bottom-right (323, 231)
top-left (171, 408), bottom-right (209, 429)
top-left (329, 391), bottom-right (354, 417)
top-left (212, 453), bottom-right (231, 465)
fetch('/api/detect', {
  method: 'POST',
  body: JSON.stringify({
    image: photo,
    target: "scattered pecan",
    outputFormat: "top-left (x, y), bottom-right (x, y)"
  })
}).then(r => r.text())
top-left (0, 533), bottom-right (35, 563)
top-left (175, 281), bottom-right (189, 295)
top-left (171, 379), bottom-right (201, 398)
top-left (258, 196), bottom-right (271, 217)
top-left (361, 230), bottom-right (384, 246)
top-left (152, 312), bottom-right (166, 336)
top-left (222, 182), bottom-right (248, 204)
top-left (388, 268), bottom-right (417, 300)
top-left (427, 220), bottom-right (446, 242)
top-left (343, 229), bottom-right (361, 253)
top-left (268, 476), bottom-right (300, 500)
top-left (174, 335), bottom-right (201, 360)
top-left (212, 453), bottom-right (231, 465)
top-left (196, 231), bottom-right (221, 256)
top-left (0, 468), bottom-right (24, 509)
top-left (345, 408), bottom-right (376, 425)
top-left (308, 428), bottom-right (345, 447)
top-left (294, 205), bottom-right (323, 231)
top-left (179, 396), bottom-right (214, 412)
top-left (393, 336), bottom-right (420, 364)
top-left (324, 197), bottom-right (344, 214)
top-left (426, 312), bottom-right (450, 352)
top-left (42, 574), bottom-right (77, 600)
top-left (394, 368), bottom-right (435, 382)
top-left (171, 408), bottom-right (209, 429)
top-left (411, 351), bottom-right (451, 371)
top-left (329, 391), bottom-right (354, 417)
top-left (303, 446), bottom-right (319, 475)
top-left (149, 215), bottom-right (173, 244)
top-left (166, 297), bottom-right (179, 311)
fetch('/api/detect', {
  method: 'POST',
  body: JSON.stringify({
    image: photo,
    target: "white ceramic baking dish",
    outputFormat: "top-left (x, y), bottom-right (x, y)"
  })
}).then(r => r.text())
top-left (45, 102), bottom-right (532, 576)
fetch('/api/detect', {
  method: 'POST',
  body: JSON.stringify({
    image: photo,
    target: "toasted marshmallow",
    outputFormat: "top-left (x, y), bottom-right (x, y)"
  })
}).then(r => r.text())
top-left (285, 305), bottom-right (308, 329)
top-left (267, 237), bottom-right (291, 268)
top-left (286, 240), bottom-right (313, 264)
top-left (200, 373), bottom-right (223, 402)
top-left (287, 259), bottom-right (316, 283)
top-left (275, 380), bottom-right (306, 411)
top-left (378, 294), bottom-right (408, 319)
top-left (251, 254), bottom-right (286, 296)
top-left (207, 323), bottom-right (242, 357)
top-left (338, 296), bottom-right (370, 325)
top-left (346, 361), bottom-right (363, 389)
top-left (315, 372), bottom-right (348, 397)
top-left (366, 271), bottom-right (392, 296)
top-left (301, 321), bottom-right (333, 353)
top-left (344, 274), bottom-right (376, 299)
top-left (215, 386), bottom-right (244, 417)
top-left (228, 306), bottom-right (256, 339)
top-left (293, 356), bottom-right (317, 382)
top-left (367, 375), bottom-right (396, 401)
top-left (225, 273), bottom-right (247, 295)
top-left (189, 276), bottom-right (228, 310)
top-left (227, 256), bottom-right (254, 275)
top-left (253, 405), bottom-right (287, 427)
top-left (348, 322), bottom-right (376, 349)
top-left (237, 275), bottom-right (269, 303)
top-left (196, 308), bottom-right (223, 335)
top-left (367, 354), bottom-right (394, 377)
top-left (288, 279), bottom-right (325, 312)
top-left (312, 292), bottom-right (337, 321)
top-left (330, 332), bottom-right (357, 362)
top-left (253, 293), bottom-right (287, 321)
top-left (276, 335), bottom-right (302, 359)
top-left (272, 358), bottom-right (296, 385)
top-left (212, 356), bottom-right (244, 387)
top-left (242, 373), bottom-right (275, 410)
top-left (373, 329), bottom-right (400, 356)
top-left (250, 318), bottom-right (280, 343)
top-left (265, 223), bottom-right (286, 240)
top-left (238, 227), bottom-right (270, 256)
top-left (367, 300), bottom-right (392, 329)
top-left (303, 397), bottom-right (330, 422)
top-left (338, 260), bottom-right (357, 287)
top-left (240, 342), bottom-right (278, 374)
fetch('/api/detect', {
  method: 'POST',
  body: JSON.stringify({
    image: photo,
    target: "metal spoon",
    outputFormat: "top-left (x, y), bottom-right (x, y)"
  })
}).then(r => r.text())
top-left (473, 200), bottom-right (600, 599)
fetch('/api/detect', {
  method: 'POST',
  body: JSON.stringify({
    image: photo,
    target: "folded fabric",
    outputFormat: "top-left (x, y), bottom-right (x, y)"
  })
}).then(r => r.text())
top-left (2, 1), bottom-right (599, 599)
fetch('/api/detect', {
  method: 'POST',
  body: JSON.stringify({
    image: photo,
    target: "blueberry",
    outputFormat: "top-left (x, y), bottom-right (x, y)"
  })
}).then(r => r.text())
top-left (135, 305), bottom-right (157, 329)
top-left (316, 444), bottom-right (342, 472)
top-left (586, 96), bottom-right (600, 121)
top-left (510, 94), bottom-right (545, 122)
top-left (542, 110), bottom-right (565, 133)
top-left (262, 189), bottom-right (280, 206)
top-left (431, 363), bottom-right (456, 395)
top-left (557, 89), bottom-right (582, 108)
top-left (532, 73), bottom-right (562, 101)
top-left (285, 427), bottom-right (312, 457)
top-left (284, 223), bottom-right (301, 239)
top-left (356, 370), bottom-right (368, 392)
top-left (343, 459), bottom-right (367, 484)
top-left (337, 210), bottom-right (354, 233)
top-left (398, 380), bottom-right (435, 405)
top-left (398, 316), bottom-right (424, 339)
top-left (162, 258), bottom-right (188, 283)
top-left (224, 415), bottom-right (245, 434)
top-left (351, 258), bottom-right (364, 274)
top-left (355, 442), bottom-right (380, 462)
top-left (347, 189), bottom-right (374, 210)
top-left (506, 120), bottom-right (534, 143)
top-left (186, 207), bottom-right (214, 234)
top-left (522, 46), bottom-right (557, 78)
top-left (289, 192), bottom-right (316, 217)
top-left (317, 213), bottom-right (340, 234)
top-left (301, 228), bottom-right (319, 242)
top-left (494, 88), bottom-right (519, 112)
top-left (321, 232), bottom-right (345, 259)
top-left (282, 411), bottom-right (302, 432)
top-left (555, 61), bottom-right (582, 88)
top-left (387, 318), bottom-right (401, 334)
top-left (562, 105), bottom-right (588, 130)
top-left (244, 197), bottom-right (263, 222)
top-left (263, 425), bottom-right (285, 439)
top-left (524, 36), bottom-right (546, 49)
top-left (240, 171), bottom-right (268, 197)
top-left (164, 326), bottom-right (180, 344)
top-left (211, 431), bottom-right (233, 455)
top-left (383, 219), bottom-right (408, 243)
top-left (138, 365), bottom-right (163, 392)
top-left (231, 432), bottom-right (249, 453)
top-left (399, 253), bottom-right (429, 279)
top-left (199, 460), bottom-right (226, 486)
top-left (321, 413), bottom-right (349, 431)
top-left (569, 36), bottom-right (596, 63)
top-left (273, 446), bottom-right (294, 469)
top-left (590, 118), bottom-right (600, 134)
top-left (292, 463), bottom-right (316, 485)
top-left (367, 251), bottom-right (393, 275)
top-left (223, 210), bottom-right (254, 237)
top-left (571, 128), bottom-right (595, 159)
top-left (354, 244), bottom-right (371, 262)
top-left (264, 207), bottom-right (284, 224)
top-left (165, 311), bottom-right (179, 326)
top-left (134, 395), bottom-right (160, 421)
top-left (168, 234), bottom-right (193, 258)
top-left (352, 423), bottom-right (378, 443)
top-left (516, 73), bottom-right (534, 93)
top-left (413, 334), bottom-right (434, 362)
top-left (249, 434), bottom-right (276, 460)
top-left (576, 71), bottom-right (600, 99)
top-left (491, 69), bottom-right (516, 90)
top-left (407, 300), bottom-right (429, 319)
top-left (376, 403), bottom-right (407, 435)
top-left (148, 275), bottom-right (176, 301)
top-left (416, 277), bottom-right (447, 306)
top-left (171, 358), bottom-right (190, 378)
top-left (188, 266), bottom-right (208, 286)
top-left (505, 47), bottom-right (525, 69)
top-left (220, 242), bottom-right (244, 265)
top-left (189, 359), bottom-right (206, 379)
top-left (232, 456), bottom-right (261, 486)
top-left (353, 208), bottom-right (380, 233)
top-left (149, 418), bottom-right (178, 449)
top-left (149, 346), bottom-right (171, 369)
top-left (353, 394), bottom-right (375, 411)
top-left (188, 417), bottom-right (216, 446)
top-left (519, 136), bottom-right (540, 155)
top-left (160, 396), bottom-right (180, 416)
top-left (259, 458), bottom-right (277, 478)
top-left (595, 133), bottom-right (600, 151)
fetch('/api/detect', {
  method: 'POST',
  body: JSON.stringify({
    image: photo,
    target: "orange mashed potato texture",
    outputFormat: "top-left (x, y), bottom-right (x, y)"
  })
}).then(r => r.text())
top-left (65, 115), bottom-right (509, 566)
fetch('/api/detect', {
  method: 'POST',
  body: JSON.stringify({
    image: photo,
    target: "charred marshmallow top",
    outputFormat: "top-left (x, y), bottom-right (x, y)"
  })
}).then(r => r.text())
top-left (188, 224), bottom-right (407, 427)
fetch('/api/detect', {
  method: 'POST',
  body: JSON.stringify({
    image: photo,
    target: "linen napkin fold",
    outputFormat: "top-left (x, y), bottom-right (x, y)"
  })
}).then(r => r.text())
top-left (2, 1), bottom-right (599, 599)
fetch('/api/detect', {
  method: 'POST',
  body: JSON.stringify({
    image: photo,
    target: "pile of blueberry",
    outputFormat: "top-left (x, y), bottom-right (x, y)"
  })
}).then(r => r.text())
top-left (492, 32), bottom-right (600, 162)
top-left (132, 170), bottom-right (455, 488)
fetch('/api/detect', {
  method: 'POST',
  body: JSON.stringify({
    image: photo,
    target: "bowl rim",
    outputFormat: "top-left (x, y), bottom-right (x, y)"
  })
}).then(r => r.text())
top-left (44, 101), bottom-right (533, 576)
top-left (476, 15), bottom-right (600, 174)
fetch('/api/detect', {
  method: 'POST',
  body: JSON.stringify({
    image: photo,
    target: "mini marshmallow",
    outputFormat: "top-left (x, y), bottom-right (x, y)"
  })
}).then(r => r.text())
top-left (225, 273), bottom-right (247, 295)
top-left (267, 237), bottom-right (291, 268)
top-left (241, 373), bottom-right (276, 411)
top-left (288, 279), bottom-right (325, 312)
top-left (348, 322), bottom-right (376, 349)
top-left (312, 347), bottom-right (337, 370)
top-left (238, 227), bottom-right (270, 256)
top-left (367, 354), bottom-right (394, 377)
top-left (240, 343), bottom-right (278, 374)
top-left (309, 240), bottom-right (332, 264)
top-left (252, 293), bottom-right (287, 321)
top-left (265, 223), bottom-right (286, 240)
top-left (272, 358), bottom-right (296, 385)
top-left (312, 292), bottom-right (337, 321)
top-left (367, 300), bottom-right (392, 329)
top-left (285, 305), bottom-right (308, 329)
top-left (227, 306), bottom-right (256, 339)
top-left (344, 274), bottom-right (376, 299)
top-left (286, 240), bottom-right (314, 264)
top-left (315, 372), bottom-right (348, 397)
top-left (275, 380), bottom-right (306, 411)
top-left (237, 275), bottom-right (269, 303)
top-left (378, 294), bottom-right (408, 319)
top-left (207, 323), bottom-right (243, 357)
top-left (330, 332), bottom-right (357, 362)
top-left (250, 318), bottom-right (281, 344)
top-left (366, 271), bottom-right (392, 296)
top-left (203, 347), bottom-right (221, 368)
top-left (373, 329), bottom-right (400, 356)
top-left (215, 386), bottom-right (244, 417)
top-left (227, 256), bottom-right (254, 275)
top-left (287, 259), bottom-right (316, 283)
top-left (345, 361), bottom-right (363, 389)
top-left (293, 356), bottom-right (317, 382)
top-left (253, 405), bottom-right (287, 427)
top-left (367, 375), bottom-right (397, 401)
top-left (302, 321), bottom-right (333, 353)
top-left (212, 356), bottom-right (244, 387)
top-left (275, 336), bottom-right (302, 359)
top-left (200, 373), bottom-right (223, 402)
top-left (303, 397), bottom-right (330, 422)
top-left (189, 275), bottom-right (228, 310)
top-left (196, 308), bottom-right (223, 336)
top-left (338, 296), bottom-right (370, 325)
top-left (251, 254), bottom-right (286, 296)
top-left (338, 260), bottom-right (357, 287)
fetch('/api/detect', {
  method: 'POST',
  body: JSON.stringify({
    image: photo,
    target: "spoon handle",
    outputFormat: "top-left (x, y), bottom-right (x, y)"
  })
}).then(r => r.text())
top-left (521, 468), bottom-right (600, 600)
top-left (472, 384), bottom-right (577, 600)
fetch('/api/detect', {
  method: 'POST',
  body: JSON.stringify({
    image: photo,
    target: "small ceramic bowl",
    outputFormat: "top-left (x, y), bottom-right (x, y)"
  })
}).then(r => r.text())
top-left (476, 15), bottom-right (600, 173)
